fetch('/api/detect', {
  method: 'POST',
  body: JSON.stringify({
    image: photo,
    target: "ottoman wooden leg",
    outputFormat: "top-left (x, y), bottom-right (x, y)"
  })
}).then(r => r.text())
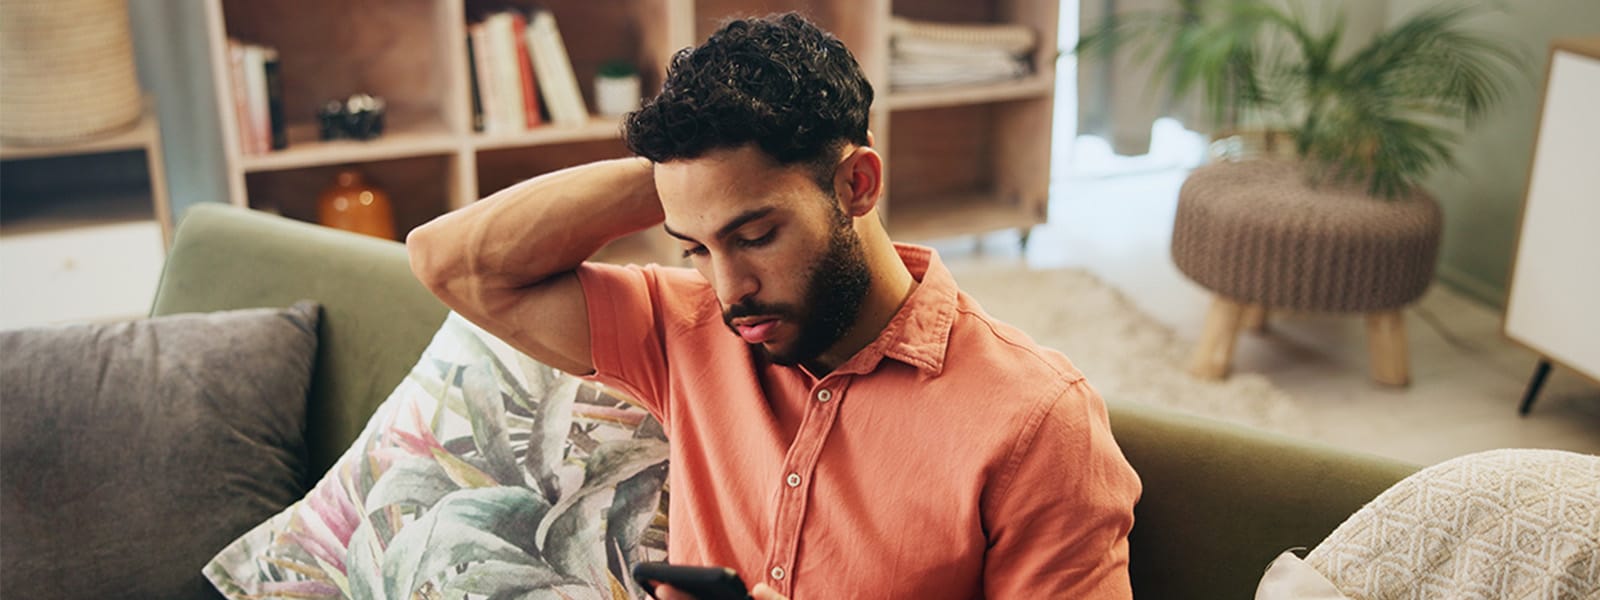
top-left (1366, 310), bottom-right (1409, 386)
top-left (1240, 304), bottom-right (1268, 333)
top-left (1190, 296), bottom-right (1245, 380)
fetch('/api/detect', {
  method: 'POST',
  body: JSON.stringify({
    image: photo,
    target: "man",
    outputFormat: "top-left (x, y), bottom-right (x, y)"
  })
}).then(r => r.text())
top-left (407, 13), bottom-right (1141, 599)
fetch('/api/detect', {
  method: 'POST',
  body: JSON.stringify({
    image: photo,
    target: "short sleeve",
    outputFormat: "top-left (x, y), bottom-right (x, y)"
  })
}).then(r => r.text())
top-left (574, 262), bottom-right (672, 419)
top-left (982, 379), bottom-right (1142, 598)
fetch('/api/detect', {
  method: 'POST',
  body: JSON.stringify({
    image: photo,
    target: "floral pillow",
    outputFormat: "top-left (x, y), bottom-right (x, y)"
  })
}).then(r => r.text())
top-left (205, 313), bottom-right (669, 600)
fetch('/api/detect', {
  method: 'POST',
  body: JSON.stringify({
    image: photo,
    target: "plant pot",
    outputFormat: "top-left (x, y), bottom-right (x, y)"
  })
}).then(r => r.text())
top-left (595, 74), bottom-right (641, 117)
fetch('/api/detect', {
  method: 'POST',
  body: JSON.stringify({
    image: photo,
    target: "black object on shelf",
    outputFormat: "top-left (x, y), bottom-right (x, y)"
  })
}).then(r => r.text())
top-left (318, 94), bottom-right (387, 141)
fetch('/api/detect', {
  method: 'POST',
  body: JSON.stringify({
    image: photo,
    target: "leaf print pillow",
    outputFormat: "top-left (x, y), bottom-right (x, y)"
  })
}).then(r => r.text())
top-left (204, 312), bottom-right (669, 600)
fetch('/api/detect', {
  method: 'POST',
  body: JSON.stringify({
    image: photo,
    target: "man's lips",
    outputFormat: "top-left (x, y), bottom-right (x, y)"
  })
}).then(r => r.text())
top-left (732, 318), bottom-right (781, 344)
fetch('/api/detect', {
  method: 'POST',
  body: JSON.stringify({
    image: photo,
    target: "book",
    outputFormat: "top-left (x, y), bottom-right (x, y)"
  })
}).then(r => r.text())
top-left (510, 12), bottom-right (543, 129)
top-left (525, 9), bottom-right (588, 126)
top-left (241, 44), bottom-right (272, 154)
top-left (468, 24), bottom-right (501, 134)
top-left (466, 30), bottom-right (484, 132)
top-left (485, 12), bottom-right (527, 132)
top-left (262, 48), bottom-right (288, 150)
top-left (226, 40), bottom-right (258, 155)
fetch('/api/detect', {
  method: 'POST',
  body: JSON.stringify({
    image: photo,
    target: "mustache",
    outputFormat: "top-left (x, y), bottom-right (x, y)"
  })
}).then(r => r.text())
top-left (723, 301), bottom-right (799, 325)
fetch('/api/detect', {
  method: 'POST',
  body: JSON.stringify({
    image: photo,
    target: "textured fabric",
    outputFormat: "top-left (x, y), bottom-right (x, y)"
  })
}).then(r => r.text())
top-left (152, 204), bottom-right (449, 475)
top-left (0, 301), bottom-right (320, 600)
top-left (1256, 552), bottom-right (1352, 600)
top-left (204, 312), bottom-right (668, 600)
top-left (577, 243), bottom-right (1142, 599)
top-left (1307, 449), bottom-right (1600, 599)
top-left (1171, 159), bottom-right (1443, 312)
top-left (1104, 401), bottom-right (1417, 600)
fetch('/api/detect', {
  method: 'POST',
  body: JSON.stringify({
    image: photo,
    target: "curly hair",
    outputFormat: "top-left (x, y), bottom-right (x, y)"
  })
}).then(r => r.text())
top-left (623, 13), bottom-right (873, 190)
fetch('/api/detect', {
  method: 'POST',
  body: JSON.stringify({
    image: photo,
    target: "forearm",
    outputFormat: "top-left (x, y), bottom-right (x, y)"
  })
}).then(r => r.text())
top-left (407, 157), bottom-right (662, 298)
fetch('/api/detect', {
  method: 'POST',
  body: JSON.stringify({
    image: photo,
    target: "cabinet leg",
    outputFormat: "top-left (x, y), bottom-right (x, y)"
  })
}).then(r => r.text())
top-left (1240, 304), bottom-right (1268, 333)
top-left (1365, 310), bottom-right (1409, 387)
top-left (1518, 359), bottom-right (1552, 416)
top-left (1189, 296), bottom-right (1245, 380)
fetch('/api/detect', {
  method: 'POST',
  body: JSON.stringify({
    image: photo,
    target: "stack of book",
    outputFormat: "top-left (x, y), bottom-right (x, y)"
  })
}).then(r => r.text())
top-left (225, 40), bottom-right (288, 155)
top-left (468, 9), bottom-right (589, 134)
top-left (888, 17), bottom-right (1037, 90)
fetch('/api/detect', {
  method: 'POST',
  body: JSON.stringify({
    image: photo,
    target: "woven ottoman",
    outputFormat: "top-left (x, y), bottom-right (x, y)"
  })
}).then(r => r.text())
top-left (1171, 159), bottom-right (1442, 386)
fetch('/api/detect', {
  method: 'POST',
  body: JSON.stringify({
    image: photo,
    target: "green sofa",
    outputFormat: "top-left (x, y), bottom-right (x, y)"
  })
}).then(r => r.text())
top-left (153, 204), bottom-right (1419, 599)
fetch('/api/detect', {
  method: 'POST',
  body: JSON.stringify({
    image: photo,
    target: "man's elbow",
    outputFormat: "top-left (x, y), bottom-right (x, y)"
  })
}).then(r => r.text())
top-left (405, 222), bottom-right (455, 296)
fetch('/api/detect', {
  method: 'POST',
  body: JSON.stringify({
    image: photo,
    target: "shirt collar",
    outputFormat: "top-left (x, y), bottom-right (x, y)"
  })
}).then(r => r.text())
top-left (832, 243), bottom-right (957, 377)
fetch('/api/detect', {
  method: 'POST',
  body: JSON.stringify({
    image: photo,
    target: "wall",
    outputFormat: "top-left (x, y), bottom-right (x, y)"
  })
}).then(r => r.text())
top-left (1387, 0), bottom-right (1600, 307)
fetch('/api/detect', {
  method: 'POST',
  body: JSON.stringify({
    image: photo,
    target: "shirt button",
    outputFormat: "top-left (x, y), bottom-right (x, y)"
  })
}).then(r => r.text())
top-left (771, 566), bottom-right (786, 580)
top-left (816, 389), bottom-right (832, 402)
top-left (786, 473), bottom-right (801, 487)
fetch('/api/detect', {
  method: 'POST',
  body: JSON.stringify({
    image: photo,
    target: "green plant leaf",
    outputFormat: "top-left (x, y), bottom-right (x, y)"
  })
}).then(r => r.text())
top-left (345, 517), bottom-right (385, 600)
top-left (439, 559), bottom-right (579, 596)
top-left (364, 457), bottom-right (460, 514)
top-left (462, 361), bottom-right (529, 487)
top-left (536, 439), bottom-right (668, 577)
top-left (381, 486), bottom-right (555, 600)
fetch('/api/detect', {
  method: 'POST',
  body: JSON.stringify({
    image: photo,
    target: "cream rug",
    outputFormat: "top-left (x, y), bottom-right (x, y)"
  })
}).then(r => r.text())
top-left (951, 264), bottom-right (1320, 438)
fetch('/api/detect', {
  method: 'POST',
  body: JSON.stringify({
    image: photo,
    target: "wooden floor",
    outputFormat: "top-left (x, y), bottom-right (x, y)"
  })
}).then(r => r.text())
top-left (933, 166), bottom-right (1600, 467)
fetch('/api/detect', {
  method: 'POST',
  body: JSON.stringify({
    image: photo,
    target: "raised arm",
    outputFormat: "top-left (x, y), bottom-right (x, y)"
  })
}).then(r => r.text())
top-left (406, 157), bottom-right (663, 375)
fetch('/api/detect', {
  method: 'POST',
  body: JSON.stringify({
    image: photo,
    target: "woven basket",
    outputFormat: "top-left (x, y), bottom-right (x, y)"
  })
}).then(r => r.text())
top-left (0, 0), bottom-right (144, 145)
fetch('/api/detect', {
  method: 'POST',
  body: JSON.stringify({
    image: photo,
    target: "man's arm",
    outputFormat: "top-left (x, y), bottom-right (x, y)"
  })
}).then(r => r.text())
top-left (983, 381), bottom-right (1141, 598)
top-left (406, 158), bottom-right (663, 375)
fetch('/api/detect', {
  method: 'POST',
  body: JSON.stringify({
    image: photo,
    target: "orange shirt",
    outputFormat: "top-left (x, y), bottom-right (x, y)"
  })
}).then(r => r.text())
top-left (578, 244), bottom-right (1141, 598)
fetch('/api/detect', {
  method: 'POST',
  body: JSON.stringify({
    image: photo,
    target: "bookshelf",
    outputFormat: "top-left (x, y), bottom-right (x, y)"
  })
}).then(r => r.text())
top-left (202, 0), bottom-right (1057, 260)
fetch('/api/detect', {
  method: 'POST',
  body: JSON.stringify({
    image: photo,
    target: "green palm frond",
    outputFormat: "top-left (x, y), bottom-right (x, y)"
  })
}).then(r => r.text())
top-left (1075, 0), bottom-right (1522, 199)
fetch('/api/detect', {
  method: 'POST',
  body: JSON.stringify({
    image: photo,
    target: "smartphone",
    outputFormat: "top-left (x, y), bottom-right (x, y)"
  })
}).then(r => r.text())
top-left (631, 561), bottom-right (751, 600)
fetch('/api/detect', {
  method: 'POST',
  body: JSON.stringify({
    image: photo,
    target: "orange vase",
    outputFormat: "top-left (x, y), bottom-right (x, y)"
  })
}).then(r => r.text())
top-left (317, 169), bottom-right (396, 240)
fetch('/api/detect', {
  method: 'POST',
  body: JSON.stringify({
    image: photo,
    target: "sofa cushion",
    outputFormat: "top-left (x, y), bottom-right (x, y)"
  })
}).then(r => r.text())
top-left (205, 312), bottom-right (668, 599)
top-left (0, 302), bottom-right (321, 600)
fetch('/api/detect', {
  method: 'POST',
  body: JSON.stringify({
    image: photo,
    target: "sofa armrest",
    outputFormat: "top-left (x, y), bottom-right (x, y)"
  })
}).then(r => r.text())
top-left (1107, 401), bottom-right (1418, 599)
top-left (152, 204), bottom-right (449, 476)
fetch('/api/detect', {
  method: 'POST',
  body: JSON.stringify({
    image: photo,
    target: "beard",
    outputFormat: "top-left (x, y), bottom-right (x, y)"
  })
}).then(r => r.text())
top-left (722, 207), bottom-right (871, 367)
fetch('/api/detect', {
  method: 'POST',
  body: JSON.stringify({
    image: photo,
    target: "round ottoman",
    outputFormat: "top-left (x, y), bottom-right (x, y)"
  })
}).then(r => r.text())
top-left (1171, 159), bottom-right (1442, 385)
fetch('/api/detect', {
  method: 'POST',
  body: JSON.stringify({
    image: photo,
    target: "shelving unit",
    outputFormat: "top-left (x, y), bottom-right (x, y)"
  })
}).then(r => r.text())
top-left (201, 0), bottom-right (1056, 260)
top-left (0, 111), bottom-right (172, 327)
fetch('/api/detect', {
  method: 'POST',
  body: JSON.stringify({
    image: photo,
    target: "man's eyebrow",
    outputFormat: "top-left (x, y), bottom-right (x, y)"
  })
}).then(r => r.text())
top-left (662, 206), bottom-right (777, 243)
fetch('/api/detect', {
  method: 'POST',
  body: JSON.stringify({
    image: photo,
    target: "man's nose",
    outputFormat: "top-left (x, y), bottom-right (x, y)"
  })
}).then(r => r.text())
top-left (712, 257), bottom-right (759, 307)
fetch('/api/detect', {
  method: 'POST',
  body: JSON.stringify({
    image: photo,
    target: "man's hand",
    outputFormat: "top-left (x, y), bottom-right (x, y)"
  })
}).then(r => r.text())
top-left (652, 582), bottom-right (788, 600)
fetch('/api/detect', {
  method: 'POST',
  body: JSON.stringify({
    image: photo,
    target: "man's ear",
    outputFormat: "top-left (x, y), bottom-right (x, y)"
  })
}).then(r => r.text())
top-left (834, 145), bottom-right (883, 219)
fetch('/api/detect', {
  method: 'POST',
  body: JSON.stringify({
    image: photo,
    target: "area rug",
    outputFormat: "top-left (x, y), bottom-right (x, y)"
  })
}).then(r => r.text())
top-left (951, 264), bottom-right (1320, 438)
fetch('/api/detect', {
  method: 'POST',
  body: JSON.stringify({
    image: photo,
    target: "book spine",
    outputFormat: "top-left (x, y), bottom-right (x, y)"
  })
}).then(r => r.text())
top-left (486, 12), bottom-right (527, 131)
top-left (227, 40), bottom-right (257, 155)
top-left (466, 29), bottom-right (484, 133)
top-left (469, 24), bottom-right (499, 134)
top-left (241, 45), bottom-right (272, 154)
top-left (511, 12), bottom-right (543, 129)
top-left (262, 48), bottom-right (288, 150)
top-left (527, 10), bottom-right (587, 126)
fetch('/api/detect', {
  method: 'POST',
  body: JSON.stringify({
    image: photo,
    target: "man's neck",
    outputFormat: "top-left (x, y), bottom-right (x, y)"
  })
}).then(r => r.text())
top-left (805, 221), bottom-right (916, 375)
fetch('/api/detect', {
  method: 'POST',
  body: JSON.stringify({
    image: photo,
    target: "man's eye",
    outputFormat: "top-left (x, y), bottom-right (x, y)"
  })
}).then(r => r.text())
top-left (681, 245), bottom-right (709, 259)
top-left (736, 230), bottom-right (775, 248)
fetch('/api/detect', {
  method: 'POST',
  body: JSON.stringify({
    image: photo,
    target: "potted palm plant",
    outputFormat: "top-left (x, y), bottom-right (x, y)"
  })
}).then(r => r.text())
top-left (1078, 1), bottom-right (1523, 385)
top-left (1077, 0), bottom-right (1520, 197)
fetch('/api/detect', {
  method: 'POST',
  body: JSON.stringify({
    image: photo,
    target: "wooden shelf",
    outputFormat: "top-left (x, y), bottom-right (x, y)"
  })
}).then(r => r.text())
top-left (472, 116), bottom-right (625, 150)
top-left (887, 74), bottom-right (1055, 111)
top-left (204, 0), bottom-right (1057, 249)
top-left (886, 191), bottom-right (1043, 243)
top-left (240, 121), bottom-right (460, 173)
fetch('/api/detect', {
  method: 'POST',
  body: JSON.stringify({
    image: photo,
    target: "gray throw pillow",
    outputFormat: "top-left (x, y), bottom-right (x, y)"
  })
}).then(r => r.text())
top-left (0, 301), bottom-right (320, 600)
